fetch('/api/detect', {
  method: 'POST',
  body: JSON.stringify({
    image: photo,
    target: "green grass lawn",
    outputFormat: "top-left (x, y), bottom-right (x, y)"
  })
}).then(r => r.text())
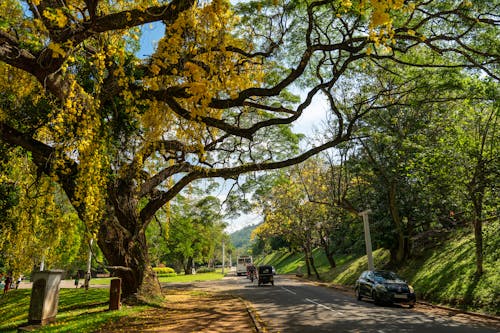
top-left (0, 288), bottom-right (149, 333)
top-left (88, 271), bottom-right (225, 285)
top-left (158, 271), bottom-right (225, 283)
top-left (0, 272), bottom-right (225, 332)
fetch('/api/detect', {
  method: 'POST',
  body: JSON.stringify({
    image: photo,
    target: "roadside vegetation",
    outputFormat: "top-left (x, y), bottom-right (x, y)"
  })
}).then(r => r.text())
top-left (0, 288), bottom-right (148, 333)
top-left (1, 0), bottom-right (498, 302)
top-left (256, 221), bottom-right (499, 315)
top-left (0, 271), bottom-right (226, 332)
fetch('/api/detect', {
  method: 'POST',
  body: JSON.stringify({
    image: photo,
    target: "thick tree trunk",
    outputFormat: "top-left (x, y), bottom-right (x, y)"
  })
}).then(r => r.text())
top-left (97, 187), bottom-right (162, 301)
top-left (303, 246), bottom-right (312, 277)
top-left (319, 234), bottom-right (336, 268)
top-left (184, 257), bottom-right (194, 275)
top-left (325, 250), bottom-right (336, 269)
top-left (473, 217), bottom-right (483, 276)
top-left (309, 254), bottom-right (321, 281)
top-left (388, 183), bottom-right (407, 263)
top-left (97, 217), bottom-right (162, 301)
top-left (471, 191), bottom-right (484, 276)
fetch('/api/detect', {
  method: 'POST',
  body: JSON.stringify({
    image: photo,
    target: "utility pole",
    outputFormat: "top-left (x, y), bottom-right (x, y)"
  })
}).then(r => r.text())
top-left (84, 239), bottom-right (93, 290)
top-left (359, 209), bottom-right (374, 271)
top-left (40, 254), bottom-right (46, 271)
top-left (221, 240), bottom-right (225, 275)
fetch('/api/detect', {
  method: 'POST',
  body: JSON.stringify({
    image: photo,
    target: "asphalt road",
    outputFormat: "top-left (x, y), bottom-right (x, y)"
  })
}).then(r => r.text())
top-left (193, 274), bottom-right (499, 333)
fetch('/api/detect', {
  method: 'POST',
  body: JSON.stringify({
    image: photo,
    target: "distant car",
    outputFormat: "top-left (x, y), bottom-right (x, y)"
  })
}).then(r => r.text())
top-left (355, 270), bottom-right (416, 308)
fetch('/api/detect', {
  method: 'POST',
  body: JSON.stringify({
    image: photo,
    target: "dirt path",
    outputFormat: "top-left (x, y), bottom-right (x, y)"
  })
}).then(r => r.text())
top-left (95, 288), bottom-right (257, 333)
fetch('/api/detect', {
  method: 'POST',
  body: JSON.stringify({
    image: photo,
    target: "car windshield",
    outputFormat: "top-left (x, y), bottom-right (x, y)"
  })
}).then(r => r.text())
top-left (373, 271), bottom-right (401, 282)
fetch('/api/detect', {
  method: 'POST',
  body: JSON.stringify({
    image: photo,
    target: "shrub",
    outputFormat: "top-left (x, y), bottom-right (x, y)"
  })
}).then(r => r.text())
top-left (153, 267), bottom-right (177, 276)
top-left (196, 267), bottom-right (215, 273)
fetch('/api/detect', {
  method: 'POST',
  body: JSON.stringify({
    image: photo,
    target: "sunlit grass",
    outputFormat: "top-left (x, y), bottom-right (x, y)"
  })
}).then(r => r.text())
top-left (159, 272), bottom-right (224, 283)
top-left (0, 288), bottom-right (148, 333)
top-left (399, 222), bottom-right (500, 315)
top-left (88, 271), bottom-right (226, 285)
top-left (90, 277), bottom-right (113, 285)
top-left (0, 272), bottom-right (228, 332)
top-left (256, 248), bottom-right (358, 277)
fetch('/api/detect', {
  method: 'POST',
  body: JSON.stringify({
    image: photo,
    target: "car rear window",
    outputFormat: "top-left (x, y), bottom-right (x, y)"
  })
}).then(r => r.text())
top-left (374, 271), bottom-right (400, 281)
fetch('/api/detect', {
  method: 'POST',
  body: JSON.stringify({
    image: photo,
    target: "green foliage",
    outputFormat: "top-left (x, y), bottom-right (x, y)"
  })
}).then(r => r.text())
top-left (230, 224), bottom-right (257, 253)
top-left (256, 248), bottom-right (358, 277)
top-left (329, 249), bottom-right (391, 285)
top-left (0, 149), bottom-right (86, 276)
top-left (399, 221), bottom-right (500, 315)
top-left (147, 194), bottom-right (228, 273)
top-left (195, 267), bottom-right (215, 273)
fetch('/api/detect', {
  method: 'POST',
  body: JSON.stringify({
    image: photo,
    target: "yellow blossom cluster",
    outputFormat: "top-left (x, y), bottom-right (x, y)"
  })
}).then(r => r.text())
top-left (48, 72), bottom-right (109, 235)
top-left (338, 0), bottom-right (417, 55)
top-left (143, 0), bottom-right (264, 156)
top-left (0, 150), bottom-right (83, 276)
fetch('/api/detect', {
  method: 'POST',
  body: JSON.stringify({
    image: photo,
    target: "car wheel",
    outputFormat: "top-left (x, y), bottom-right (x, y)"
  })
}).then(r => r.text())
top-left (355, 288), bottom-right (362, 301)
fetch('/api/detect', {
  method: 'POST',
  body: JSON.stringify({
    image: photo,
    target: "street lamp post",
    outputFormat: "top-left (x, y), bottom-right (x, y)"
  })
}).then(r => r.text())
top-left (358, 209), bottom-right (374, 271)
top-left (221, 240), bottom-right (225, 275)
top-left (84, 239), bottom-right (93, 290)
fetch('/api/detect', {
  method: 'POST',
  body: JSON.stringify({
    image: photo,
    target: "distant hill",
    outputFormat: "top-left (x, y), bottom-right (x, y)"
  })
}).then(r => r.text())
top-left (230, 224), bottom-right (258, 253)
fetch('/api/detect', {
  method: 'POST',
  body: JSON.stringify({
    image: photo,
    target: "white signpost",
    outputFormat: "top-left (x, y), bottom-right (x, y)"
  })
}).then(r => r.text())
top-left (358, 209), bottom-right (374, 271)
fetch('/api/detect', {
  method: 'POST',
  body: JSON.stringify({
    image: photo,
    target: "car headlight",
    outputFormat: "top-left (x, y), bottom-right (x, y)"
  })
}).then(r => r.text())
top-left (408, 285), bottom-right (414, 293)
top-left (375, 284), bottom-right (387, 292)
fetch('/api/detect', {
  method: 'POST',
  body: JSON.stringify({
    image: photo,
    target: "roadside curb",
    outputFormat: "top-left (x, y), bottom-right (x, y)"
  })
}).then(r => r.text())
top-left (415, 300), bottom-right (500, 322)
top-left (291, 274), bottom-right (500, 323)
top-left (239, 296), bottom-right (267, 333)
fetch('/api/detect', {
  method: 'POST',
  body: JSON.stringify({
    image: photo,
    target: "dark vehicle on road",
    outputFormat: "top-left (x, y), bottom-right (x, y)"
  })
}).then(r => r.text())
top-left (355, 270), bottom-right (416, 307)
top-left (257, 265), bottom-right (274, 286)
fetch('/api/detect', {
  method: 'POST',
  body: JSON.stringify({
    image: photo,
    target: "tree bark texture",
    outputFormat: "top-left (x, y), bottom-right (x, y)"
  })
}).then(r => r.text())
top-left (319, 231), bottom-right (336, 268)
top-left (388, 182), bottom-right (407, 263)
top-left (97, 187), bottom-right (162, 300)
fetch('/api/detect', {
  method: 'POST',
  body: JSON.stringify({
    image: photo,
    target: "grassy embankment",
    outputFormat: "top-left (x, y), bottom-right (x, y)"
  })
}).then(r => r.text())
top-left (0, 272), bottom-right (225, 332)
top-left (256, 224), bottom-right (499, 315)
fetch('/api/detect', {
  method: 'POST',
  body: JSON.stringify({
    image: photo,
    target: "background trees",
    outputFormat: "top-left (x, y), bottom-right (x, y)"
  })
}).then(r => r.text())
top-left (1, 0), bottom-right (498, 298)
top-left (254, 70), bottom-right (498, 277)
top-left (148, 194), bottom-right (228, 274)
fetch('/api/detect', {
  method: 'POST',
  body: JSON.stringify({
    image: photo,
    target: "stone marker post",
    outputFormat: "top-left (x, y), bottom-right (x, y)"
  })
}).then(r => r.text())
top-left (109, 278), bottom-right (122, 310)
top-left (27, 270), bottom-right (64, 325)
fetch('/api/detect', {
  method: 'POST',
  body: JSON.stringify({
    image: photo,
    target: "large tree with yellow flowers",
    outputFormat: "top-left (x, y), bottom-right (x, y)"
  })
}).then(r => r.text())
top-left (0, 0), bottom-right (498, 299)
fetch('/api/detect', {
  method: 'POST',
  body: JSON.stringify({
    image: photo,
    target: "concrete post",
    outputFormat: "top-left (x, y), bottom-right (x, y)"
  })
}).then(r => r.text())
top-left (109, 278), bottom-right (122, 310)
top-left (359, 209), bottom-right (374, 271)
top-left (84, 239), bottom-right (93, 290)
top-left (222, 240), bottom-right (225, 275)
top-left (27, 270), bottom-right (64, 325)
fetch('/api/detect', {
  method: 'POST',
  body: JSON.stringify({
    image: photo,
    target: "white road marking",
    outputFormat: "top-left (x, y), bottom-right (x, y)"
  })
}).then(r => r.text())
top-left (280, 286), bottom-right (297, 295)
top-left (305, 298), bottom-right (344, 315)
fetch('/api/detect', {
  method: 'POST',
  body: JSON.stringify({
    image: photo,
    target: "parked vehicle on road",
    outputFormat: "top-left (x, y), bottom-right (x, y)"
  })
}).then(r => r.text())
top-left (355, 270), bottom-right (416, 307)
top-left (257, 265), bottom-right (274, 286)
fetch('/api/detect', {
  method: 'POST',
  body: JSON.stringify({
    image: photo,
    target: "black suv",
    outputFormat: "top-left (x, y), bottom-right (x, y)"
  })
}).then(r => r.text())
top-left (355, 270), bottom-right (416, 307)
